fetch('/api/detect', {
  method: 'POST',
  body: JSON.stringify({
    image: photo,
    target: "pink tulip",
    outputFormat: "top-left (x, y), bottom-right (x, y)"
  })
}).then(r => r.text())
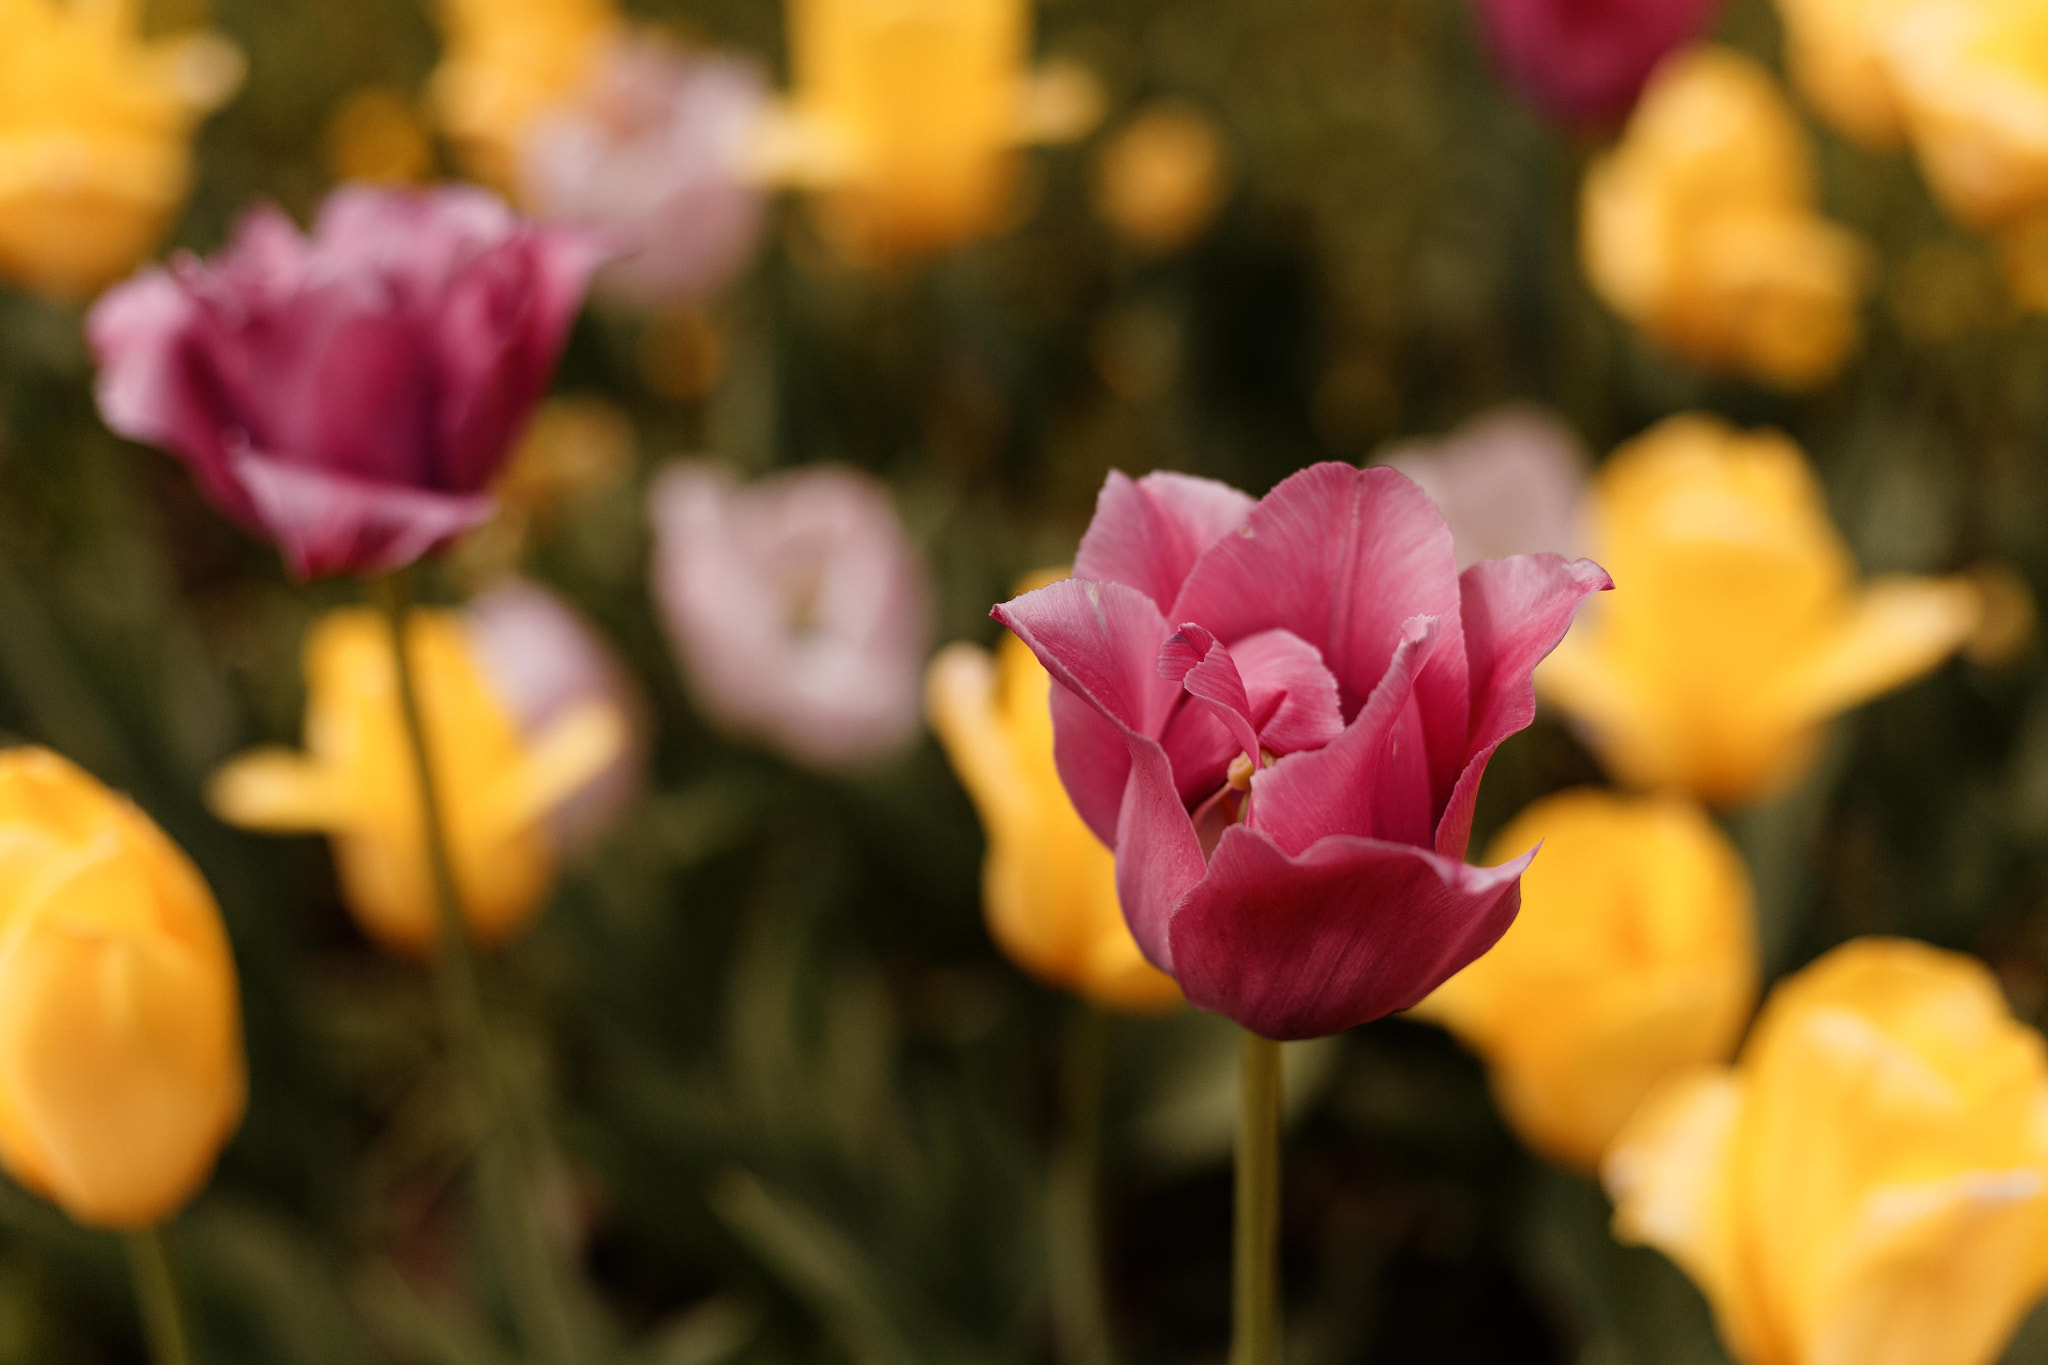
top-left (649, 461), bottom-right (931, 770)
top-left (1475, 0), bottom-right (1723, 126)
top-left (521, 37), bottom-right (769, 306)
top-left (993, 466), bottom-right (1610, 1039)
top-left (464, 578), bottom-right (647, 854)
top-left (88, 186), bottom-right (605, 580)
top-left (1382, 405), bottom-right (1589, 569)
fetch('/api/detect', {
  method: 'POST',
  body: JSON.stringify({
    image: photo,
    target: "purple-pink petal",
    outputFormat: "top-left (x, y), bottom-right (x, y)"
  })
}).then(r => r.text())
top-left (234, 455), bottom-right (497, 580)
top-left (1168, 828), bottom-right (1531, 1040)
top-left (1434, 553), bottom-right (1614, 858)
top-left (1074, 470), bottom-right (1256, 612)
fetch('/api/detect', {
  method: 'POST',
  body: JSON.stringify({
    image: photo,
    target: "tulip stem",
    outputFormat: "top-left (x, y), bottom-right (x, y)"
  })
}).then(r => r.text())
top-left (125, 1226), bottom-right (193, 1365)
top-left (1049, 1003), bottom-right (1114, 1365)
top-left (1232, 1031), bottom-right (1283, 1365)
top-left (377, 571), bottom-right (582, 1365)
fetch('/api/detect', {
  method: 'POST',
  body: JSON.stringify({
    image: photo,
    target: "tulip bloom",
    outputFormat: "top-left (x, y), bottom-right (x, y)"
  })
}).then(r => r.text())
top-left (1381, 405), bottom-right (1588, 569)
top-left (992, 465), bottom-right (1610, 1040)
top-left (759, 0), bottom-right (1098, 261)
top-left (649, 461), bottom-right (931, 770)
top-left (0, 0), bottom-right (241, 300)
top-left (1540, 415), bottom-right (1981, 805)
top-left (428, 0), bottom-right (621, 190)
top-left (1607, 938), bottom-right (2048, 1365)
top-left (209, 606), bottom-right (625, 956)
top-left (1582, 46), bottom-right (1870, 389)
top-left (1414, 789), bottom-right (1756, 1171)
top-left (1888, 0), bottom-right (2048, 233)
top-left (87, 186), bottom-right (604, 580)
top-left (522, 37), bottom-right (769, 306)
top-left (1772, 0), bottom-right (1918, 147)
top-left (1473, 0), bottom-right (1722, 127)
top-left (0, 748), bottom-right (244, 1229)
top-left (929, 573), bottom-right (1182, 1014)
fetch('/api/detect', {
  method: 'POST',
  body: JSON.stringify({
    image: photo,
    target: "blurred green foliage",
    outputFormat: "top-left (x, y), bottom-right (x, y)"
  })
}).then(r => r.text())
top-left (6, 0), bottom-right (2048, 1359)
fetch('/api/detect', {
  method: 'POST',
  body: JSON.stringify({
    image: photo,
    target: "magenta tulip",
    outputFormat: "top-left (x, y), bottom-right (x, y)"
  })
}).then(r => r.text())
top-left (993, 465), bottom-right (1610, 1039)
top-left (1475, 0), bottom-right (1722, 127)
top-left (88, 186), bottom-right (605, 579)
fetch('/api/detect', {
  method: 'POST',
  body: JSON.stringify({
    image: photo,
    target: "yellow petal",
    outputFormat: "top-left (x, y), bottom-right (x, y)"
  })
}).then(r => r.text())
top-left (1605, 1069), bottom-right (1775, 1364)
top-left (484, 700), bottom-right (626, 833)
top-left (206, 748), bottom-right (346, 832)
top-left (1768, 575), bottom-right (1983, 729)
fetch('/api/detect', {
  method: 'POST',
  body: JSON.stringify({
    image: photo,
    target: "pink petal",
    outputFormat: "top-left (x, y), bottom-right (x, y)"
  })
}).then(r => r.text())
top-left (992, 577), bottom-right (1181, 846)
top-left (1250, 615), bottom-right (1443, 853)
top-left (1159, 626), bottom-right (1262, 768)
top-left (1075, 471), bottom-right (1256, 612)
top-left (1434, 553), bottom-right (1613, 859)
top-left (1168, 827), bottom-right (1532, 1039)
top-left (1168, 463), bottom-right (1473, 806)
top-left (1231, 629), bottom-right (1344, 754)
top-left (233, 453), bottom-right (496, 581)
top-left (1112, 734), bottom-right (1208, 973)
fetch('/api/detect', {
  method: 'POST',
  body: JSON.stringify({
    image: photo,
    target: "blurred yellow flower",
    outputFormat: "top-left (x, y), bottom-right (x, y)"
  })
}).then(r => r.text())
top-left (0, 747), bottom-right (244, 1229)
top-left (1092, 101), bottom-right (1231, 255)
top-left (1774, 0), bottom-right (1917, 147)
top-left (1540, 415), bottom-right (1981, 805)
top-left (209, 607), bottom-right (623, 957)
top-left (756, 0), bottom-right (1099, 262)
top-left (428, 0), bottom-right (620, 190)
top-left (0, 0), bottom-right (241, 300)
top-left (1581, 46), bottom-right (1870, 389)
top-left (323, 88), bottom-right (437, 187)
top-left (1413, 789), bottom-right (1756, 1172)
top-left (1606, 937), bottom-right (2048, 1365)
top-left (1889, 0), bottom-right (2048, 234)
top-left (927, 572), bottom-right (1180, 1013)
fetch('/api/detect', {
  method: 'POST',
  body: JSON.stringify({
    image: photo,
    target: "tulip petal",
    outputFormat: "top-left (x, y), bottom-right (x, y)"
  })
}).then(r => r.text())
top-left (1800, 1170), bottom-right (2048, 1365)
top-left (1605, 1069), bottom-right (1757, 1357)
top-left (1159, 626), bottom-right (1262, 767)
top-left (993, 577), bottom-right (1180, 847)
top-left (232, 452), bottom-right (497, 581)
top-left (1249, 615), bottom-right (1441, 851)
top-left (1111, 734), bottom-right (1208, 974)
top-left (205, 748), bottom-right (344, 831)
top-left (485, 700), bottom-right (627, 832)
top-left (88, 271), bottom-right (254, 526)
top-left (1166, 827), bottom-right (1529, 1039)
top-left (1075, 470), bottom-right (1256, 612)
top-left (1168, 463), bottom-right (1473, 804)
top-left (1768, 575), bottom-right (1981, 730)
top-left (1436, 553), bottom-right (1612, 859)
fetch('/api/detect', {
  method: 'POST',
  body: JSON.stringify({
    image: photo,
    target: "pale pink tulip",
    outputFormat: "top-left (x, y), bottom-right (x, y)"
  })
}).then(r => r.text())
top-left (1383, 406), bottom-right (1589, 569)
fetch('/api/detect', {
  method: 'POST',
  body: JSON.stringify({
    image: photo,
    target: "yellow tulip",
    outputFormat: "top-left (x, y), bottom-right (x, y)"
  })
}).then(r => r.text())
top-left (757, 0), bottom-right (1096, 262)
top-left (927, 572), bottom-right (1180, 1013)
top-left (209, 607), bottom-right (623, 957)
top-left (1773, 0), bottom-right (1917, 147)
top-left (0, 0), bottom-right (241, 300)
top-left (323, 88), bottom-right (437, 187)
top-left (1539, 414), bottom-right (1981, 805)
top-left (1413, 789), bottom-right (1756, 1172)
top-left (428, 0), bottom-right (620, 191)
top-left (0, 747), bottom-right (244, 1229)
top-left (1888, 0), bottom-right (2048, 233)
top-left (1606, 937), bottom-right (2048, 1365)
top-left (1580, 46), bottom-right (1870, 389)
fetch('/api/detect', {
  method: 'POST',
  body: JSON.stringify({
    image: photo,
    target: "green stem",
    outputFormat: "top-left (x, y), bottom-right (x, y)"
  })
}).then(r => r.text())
top-left (376, 571), bottom-right (581, 1365)
top-left (125, 1225), bottom-right (193, 1365)
top-left (1231, 1032), bottom-right (1283, 1365)
top-left (1048, 1003), bottom-right (1113, 1365)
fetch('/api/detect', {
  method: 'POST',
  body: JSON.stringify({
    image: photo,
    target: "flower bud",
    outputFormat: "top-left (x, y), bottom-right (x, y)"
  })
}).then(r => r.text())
top-left (0, 748), bottom-right (244, 1228)
top-left (928, 572), bottom-right (1181, 1014)
top-left (1607, 938), bottom-right (2048, 1365)
top-left (209, 607), bottom-right (626, 956)
top-left (1414, 789), bottom-right (1756, 1171)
